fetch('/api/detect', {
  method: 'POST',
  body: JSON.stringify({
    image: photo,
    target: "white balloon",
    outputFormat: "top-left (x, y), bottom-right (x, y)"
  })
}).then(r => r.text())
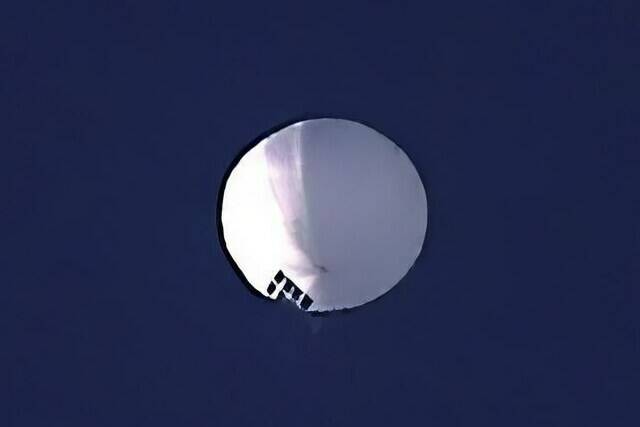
top-left (220, 119), bottom-right (428, 312)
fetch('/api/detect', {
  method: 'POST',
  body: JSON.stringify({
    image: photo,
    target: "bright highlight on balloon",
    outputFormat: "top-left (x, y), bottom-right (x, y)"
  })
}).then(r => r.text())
top-left (219, 119), bottom-right (428, 312)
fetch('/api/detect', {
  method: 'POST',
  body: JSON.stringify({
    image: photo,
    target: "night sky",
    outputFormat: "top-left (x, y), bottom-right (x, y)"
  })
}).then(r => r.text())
top-left (2, 1), bottom-right (638, 426)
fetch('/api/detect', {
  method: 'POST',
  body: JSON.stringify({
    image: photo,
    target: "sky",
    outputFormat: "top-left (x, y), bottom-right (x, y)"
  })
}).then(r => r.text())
top-left (1, 1), bottom-right (638, 426)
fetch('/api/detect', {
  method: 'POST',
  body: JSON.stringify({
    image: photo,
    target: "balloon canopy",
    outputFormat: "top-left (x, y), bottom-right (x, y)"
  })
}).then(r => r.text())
top-left (220, 119), bottom-right (428, 312)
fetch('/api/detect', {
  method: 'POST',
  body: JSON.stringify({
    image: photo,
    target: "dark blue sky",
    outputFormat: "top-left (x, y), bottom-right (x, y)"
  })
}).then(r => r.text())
top-left (2, 1), bottom-right (638, 426)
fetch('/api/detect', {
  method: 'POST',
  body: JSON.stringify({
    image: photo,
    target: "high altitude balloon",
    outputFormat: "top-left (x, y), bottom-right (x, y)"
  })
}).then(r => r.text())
top-left (219, 119), bottom-right (428, 312)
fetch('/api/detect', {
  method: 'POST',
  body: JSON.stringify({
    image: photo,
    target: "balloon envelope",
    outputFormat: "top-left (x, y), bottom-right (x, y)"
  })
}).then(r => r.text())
top-left (220, 119), bottom-right (428, 312)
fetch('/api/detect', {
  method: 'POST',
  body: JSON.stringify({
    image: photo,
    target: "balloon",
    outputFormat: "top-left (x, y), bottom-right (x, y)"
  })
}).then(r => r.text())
top-left (220, 119), bottom-right (428, 312)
